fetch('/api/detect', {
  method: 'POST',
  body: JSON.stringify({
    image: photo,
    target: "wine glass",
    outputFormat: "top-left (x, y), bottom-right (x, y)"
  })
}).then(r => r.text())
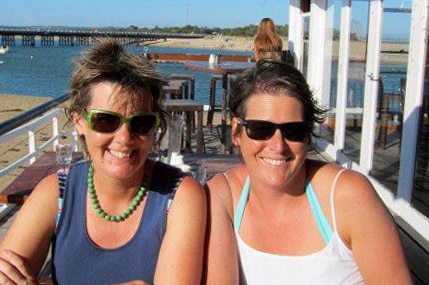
top-left (55, 143), bottom-right (72, 174)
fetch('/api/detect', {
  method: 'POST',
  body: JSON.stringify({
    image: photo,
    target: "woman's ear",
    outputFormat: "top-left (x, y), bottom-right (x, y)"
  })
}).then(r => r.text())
top-left (230, 117), bottom-right (241, 146)
top-left (72, 112), bottom-right (85, 136)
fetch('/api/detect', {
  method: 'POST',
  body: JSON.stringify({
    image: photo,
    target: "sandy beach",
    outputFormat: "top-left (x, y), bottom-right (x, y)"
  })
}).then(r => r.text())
top-left (148, 35), bottom-right (256, 52)
top-left (148, 35), bottom-right (409, 64)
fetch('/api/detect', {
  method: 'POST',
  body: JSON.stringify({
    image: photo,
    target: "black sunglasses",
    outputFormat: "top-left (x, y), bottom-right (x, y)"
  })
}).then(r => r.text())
top-left (237, 118), bottom-right (309, 142)
top-left (84, 109), bottom-right (159, 136)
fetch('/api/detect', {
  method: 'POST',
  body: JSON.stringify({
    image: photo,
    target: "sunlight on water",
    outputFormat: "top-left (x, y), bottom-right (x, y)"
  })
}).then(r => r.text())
top-left (0, 44), bottom-right (251, 105)
top-left (0, 43), bottom-right (405, 108)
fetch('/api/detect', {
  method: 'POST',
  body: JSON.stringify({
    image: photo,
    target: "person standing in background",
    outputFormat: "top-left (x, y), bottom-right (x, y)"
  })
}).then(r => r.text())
top-left (253, 18), bottom-right (283, 62)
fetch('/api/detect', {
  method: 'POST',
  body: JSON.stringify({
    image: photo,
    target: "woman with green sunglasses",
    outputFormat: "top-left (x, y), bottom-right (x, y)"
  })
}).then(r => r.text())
top-left (0, 39), bottom-right (206, 285)
top-left (204, 60), bottom-right (411, 284)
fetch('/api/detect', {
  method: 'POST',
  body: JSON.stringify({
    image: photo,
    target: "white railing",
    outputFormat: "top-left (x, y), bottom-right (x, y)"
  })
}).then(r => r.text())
top-left (0, 107), bottom-right (77, 179)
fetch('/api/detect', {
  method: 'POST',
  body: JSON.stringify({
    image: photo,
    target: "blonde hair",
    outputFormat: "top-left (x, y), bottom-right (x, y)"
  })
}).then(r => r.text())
top-left (253, 18), bottom-right (283, 62)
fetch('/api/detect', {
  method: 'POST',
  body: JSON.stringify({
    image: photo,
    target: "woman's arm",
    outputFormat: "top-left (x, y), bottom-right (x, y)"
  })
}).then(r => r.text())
top-left (203, 173), bottom-right (239, 285)
top-left (0, 173), bottom-right (59, 283)
top-left (154, 175), bottom-right (206, 285)
top-left (336, 170), bottom-right (412, 285)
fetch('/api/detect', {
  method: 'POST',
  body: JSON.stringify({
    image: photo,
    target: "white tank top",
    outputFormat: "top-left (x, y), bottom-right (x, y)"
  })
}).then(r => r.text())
top-left (234, 169), bottom-right (365, 285)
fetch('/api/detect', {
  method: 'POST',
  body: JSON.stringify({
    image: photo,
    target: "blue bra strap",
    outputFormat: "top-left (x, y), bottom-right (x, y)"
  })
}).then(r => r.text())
top-left (306, 182), bottom-right (333, 243)
top-left (234, 176), bottom-right (250, 231)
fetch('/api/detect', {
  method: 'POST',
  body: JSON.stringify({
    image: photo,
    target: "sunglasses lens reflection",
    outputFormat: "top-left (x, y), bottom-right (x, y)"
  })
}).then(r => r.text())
top-left (243, 120), bottom-right (308, 142)
top-left (280, 123), bottom-right (308, 141)
top-left (246, 121), bottom-right (276, 140)
top-left (130, 115), bottom-right (158, 135)
top-left (88, 111), bottom-right (158, 135)
top-left (91, 113), bottom-right (121, 133)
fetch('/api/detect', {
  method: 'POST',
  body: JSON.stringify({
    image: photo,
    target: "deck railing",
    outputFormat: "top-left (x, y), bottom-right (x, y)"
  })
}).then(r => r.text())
top-left (0, 93), bottom-right (77, 179)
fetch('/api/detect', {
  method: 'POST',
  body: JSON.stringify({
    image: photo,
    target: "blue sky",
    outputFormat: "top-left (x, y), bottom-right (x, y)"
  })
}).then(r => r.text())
top-left (0, 0), bottom-right (411, 39)
top-left (0, 0), bottom-right (290, 28)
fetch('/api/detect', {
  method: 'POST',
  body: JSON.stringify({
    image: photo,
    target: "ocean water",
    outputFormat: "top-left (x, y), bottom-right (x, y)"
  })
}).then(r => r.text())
top-left (0, 44), bottom-right (251, 106)
top-left (0, 44), bottom-right (406, 108)
top-left (329, 61), bottom-right (407, 109)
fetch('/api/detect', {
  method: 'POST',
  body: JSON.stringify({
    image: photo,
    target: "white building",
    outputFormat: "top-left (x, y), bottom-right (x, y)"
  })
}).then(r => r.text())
top-left (287, 0), bottom-right (428, 282)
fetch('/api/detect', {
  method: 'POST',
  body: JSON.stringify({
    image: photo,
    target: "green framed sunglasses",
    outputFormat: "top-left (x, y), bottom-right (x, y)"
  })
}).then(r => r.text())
top-left (84, 109), bottom-right (159, 136)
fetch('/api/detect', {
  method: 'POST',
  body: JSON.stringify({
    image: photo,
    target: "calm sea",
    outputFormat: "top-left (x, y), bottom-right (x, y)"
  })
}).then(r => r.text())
top-left (0, 44), bottom-right (251, 106)
top-left (0, 44), bottom-right (405, 108)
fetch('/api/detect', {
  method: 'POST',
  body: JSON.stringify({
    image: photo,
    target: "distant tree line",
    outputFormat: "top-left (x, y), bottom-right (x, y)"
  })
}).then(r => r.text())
top-left (105, 24), bottom-right (289, 37)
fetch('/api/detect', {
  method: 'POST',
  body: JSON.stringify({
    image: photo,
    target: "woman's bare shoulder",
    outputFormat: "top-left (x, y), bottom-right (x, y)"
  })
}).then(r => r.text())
top-left (207, 165), bottom-right (245, 195)
top-left (307, 158), bottom-right (377, 207)
top-left (28, 172), bottom-right (61, 202)
top-left (206, 165), bottom-right (246, 216)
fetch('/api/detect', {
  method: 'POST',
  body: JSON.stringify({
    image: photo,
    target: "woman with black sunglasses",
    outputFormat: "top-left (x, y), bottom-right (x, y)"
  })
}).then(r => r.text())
top-left (204, 60), bottom-right (411, 284)
top-left (0, 39), bottom-right (206, 285)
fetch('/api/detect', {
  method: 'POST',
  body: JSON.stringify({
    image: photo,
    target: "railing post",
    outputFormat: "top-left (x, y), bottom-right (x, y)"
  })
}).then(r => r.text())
top-left (28, 130), bottom-right (36, 165)
top-left (52, 116), bottom-right (59, 151)
top-left (71, 129), bottom-right (79, 152)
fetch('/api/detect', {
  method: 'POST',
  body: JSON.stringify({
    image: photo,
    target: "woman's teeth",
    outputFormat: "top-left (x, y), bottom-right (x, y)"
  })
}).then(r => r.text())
top-left (262, 158), bottom-right (286, 166)
top-left (110, 150), bottom-right (132, 158)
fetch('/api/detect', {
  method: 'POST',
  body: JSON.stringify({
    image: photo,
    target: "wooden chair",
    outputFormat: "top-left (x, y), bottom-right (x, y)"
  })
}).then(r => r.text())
top-left (163, 80), bottom-right (185, 99)
top-left (377, 91), bottom-right (403, 150)
top-left (207, 74), bottom-right (237, 126)
top-left (163, 99), bottom-right (204, 154)
top-left (168, 74), bottom-right (195, 100)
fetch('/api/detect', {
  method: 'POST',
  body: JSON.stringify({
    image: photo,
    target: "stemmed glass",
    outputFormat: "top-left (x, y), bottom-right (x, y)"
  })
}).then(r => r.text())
top-left (55, 134), bottom-right (72, 226)
top-left (55, 142), bottom-right (72, 174)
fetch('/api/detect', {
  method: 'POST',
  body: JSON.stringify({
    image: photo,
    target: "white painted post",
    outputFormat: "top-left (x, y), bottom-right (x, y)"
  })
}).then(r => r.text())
top-left (397, 0), bottom-right (429, 202)
top-left (72, 129), bottom-right (79, 152)
top-left (28, 130), bottom-right (36, 164)
top-left (359, 0), bottom-right (383, 174)
top-left (334, 0), bottom-right (352, 153)
top-left (308, 0), bottom-right (327, 107)
top-left (288, 0), bottom-right (304, 70)
top-left (52, 116), bottom-right (59, 151)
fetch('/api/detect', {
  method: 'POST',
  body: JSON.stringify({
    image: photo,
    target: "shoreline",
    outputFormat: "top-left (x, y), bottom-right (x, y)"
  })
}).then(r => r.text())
top-left (147, 36), bottom-right (408, 65)
top-left (146, 35), bottom-right (256, 52)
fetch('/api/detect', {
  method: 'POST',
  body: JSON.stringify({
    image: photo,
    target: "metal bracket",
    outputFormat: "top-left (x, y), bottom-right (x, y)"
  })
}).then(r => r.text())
top-left (367, 73), bottom-right (380, 81)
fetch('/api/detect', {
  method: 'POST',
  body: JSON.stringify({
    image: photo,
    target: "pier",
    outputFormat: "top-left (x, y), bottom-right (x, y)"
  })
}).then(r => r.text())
top-left (0, 27), bottom-right (204, 46)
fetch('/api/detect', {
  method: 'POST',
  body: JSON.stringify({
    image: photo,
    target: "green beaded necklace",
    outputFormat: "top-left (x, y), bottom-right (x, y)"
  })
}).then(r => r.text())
top-left (87, 165), bottom-right (147, 222)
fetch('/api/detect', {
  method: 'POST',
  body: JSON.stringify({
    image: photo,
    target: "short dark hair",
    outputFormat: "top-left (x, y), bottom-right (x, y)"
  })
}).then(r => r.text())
top-left (229, 59), bottom-right (327, 137)
top-left (65, 38), bottom-right (168, 157)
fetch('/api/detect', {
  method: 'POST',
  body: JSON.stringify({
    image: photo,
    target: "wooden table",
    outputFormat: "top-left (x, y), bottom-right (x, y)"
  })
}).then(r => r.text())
top-left (0, 152), bottom-right (83, 204)
top-left (0, 152), bottom-right (242, 204)
top-left (183, 61), bottom-right (254, 153)
top-left (183, 61), bottom-right (254, 127)
top-left (183, 153), bottom-right (242, 179)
